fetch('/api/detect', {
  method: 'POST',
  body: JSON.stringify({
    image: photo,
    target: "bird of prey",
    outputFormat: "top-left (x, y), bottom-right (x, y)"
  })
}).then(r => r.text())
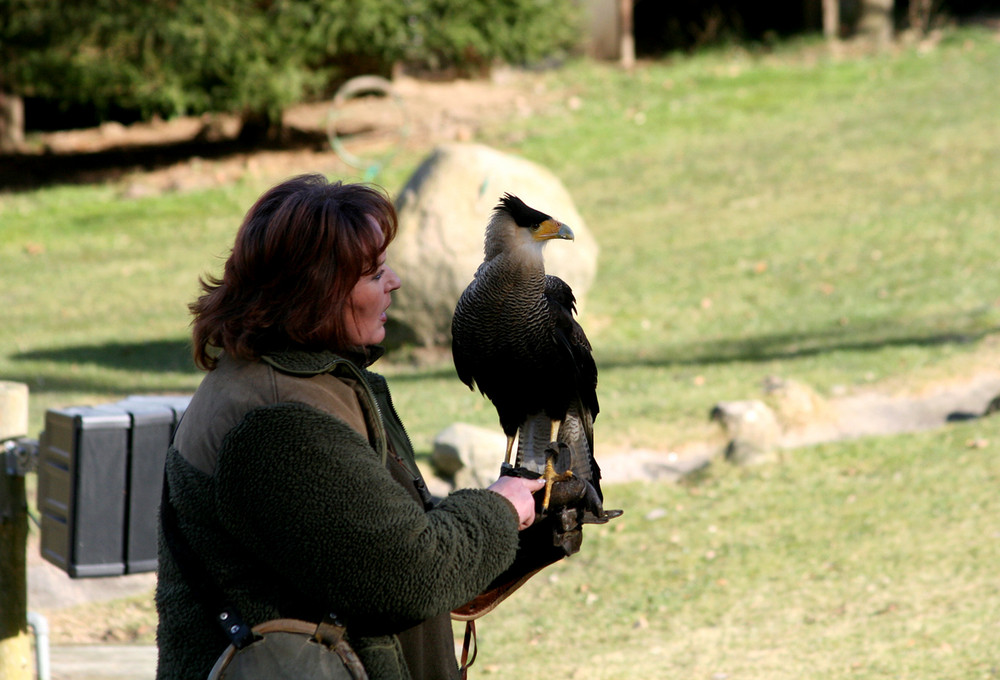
top-left (451, 194), bottom-right (602, 512)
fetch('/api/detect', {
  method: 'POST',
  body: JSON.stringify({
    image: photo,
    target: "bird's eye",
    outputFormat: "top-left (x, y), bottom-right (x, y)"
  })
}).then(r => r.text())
top-left (529, 224), bottom-right (541, 232)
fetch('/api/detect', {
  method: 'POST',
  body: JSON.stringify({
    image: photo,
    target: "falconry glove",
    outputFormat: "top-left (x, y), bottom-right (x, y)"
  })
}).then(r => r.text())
top-left (452, 454), bottom-right (622, 622)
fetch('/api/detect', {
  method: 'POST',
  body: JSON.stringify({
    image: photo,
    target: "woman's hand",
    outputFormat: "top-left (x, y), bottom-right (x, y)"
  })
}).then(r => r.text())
top-left (487, 476), bottom-right (546, 530)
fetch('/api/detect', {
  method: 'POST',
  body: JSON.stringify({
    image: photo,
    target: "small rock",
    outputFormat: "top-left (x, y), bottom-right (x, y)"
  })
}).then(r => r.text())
top-left (763, 376), bottom-right (830, 429)
top-left (709, 400), bottom-right (781, 466)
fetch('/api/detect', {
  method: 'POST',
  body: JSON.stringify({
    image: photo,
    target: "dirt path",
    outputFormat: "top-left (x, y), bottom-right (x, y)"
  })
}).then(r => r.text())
top-left (599, 370), bottom-right (1000, 484)
top-left (3, 69), bottom-right (558, 192)
top-left (779, 370), bottom-right (1000, 446)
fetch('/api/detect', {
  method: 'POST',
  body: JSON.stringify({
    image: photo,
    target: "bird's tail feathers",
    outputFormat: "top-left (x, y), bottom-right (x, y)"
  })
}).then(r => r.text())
top-left (513, 398), bottom-right (600, 497)
top-left (514, 413), bottom-right (551, 474)
top-left (558, 399), bottom-right (601, 494)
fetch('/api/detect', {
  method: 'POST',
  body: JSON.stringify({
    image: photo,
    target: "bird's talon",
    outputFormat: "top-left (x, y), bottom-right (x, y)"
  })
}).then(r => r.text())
top-left (541, 456), bottom-right (574, 512)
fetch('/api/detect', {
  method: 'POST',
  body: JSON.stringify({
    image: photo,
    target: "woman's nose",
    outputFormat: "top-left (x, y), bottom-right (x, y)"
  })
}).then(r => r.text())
top-left (386, 266), bottom-right (401, 291)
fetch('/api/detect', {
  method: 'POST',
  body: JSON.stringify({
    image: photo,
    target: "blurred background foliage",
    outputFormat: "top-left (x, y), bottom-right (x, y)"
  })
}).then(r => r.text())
top-left (3, 0), bottom-right (1000, 136)
top-left (0, 0), bottom-right (581, 133)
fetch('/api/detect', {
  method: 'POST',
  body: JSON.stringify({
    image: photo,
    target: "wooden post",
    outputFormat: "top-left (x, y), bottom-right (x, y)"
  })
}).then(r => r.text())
top-left (823, 0), bottom-right (840, 40)
top-left (0, 381), bottom-right (31, 680)
top-left (0, 93), bottom-right (25, 153)
top-left (618, 0), bottom-right (634, 71)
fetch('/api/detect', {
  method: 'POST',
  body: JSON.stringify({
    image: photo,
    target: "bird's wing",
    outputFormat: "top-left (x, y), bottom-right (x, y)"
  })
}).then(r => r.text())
top-left (451, 275), bottom-right (483, 392)
top-left (513, 276), bottom-right (596, 477)
top-left (451, 324), bottom-right (475, 391)
top-left (546, 275), bottom-right (599, 421)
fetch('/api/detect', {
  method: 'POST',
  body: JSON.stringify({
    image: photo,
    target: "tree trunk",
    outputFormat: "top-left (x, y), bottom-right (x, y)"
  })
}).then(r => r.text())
top-left (908, 0), bottom-right (933, 37)
top-left (0, 382), bottom-right (31, 680)
top-left (237, 109), bottom-right (282, 145)
top-left (0, 93), bottom-right (25, 153)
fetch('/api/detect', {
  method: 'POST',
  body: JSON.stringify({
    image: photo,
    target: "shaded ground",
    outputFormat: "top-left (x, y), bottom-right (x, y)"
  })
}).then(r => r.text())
top-left (0, 70), bottom-right (553, 192)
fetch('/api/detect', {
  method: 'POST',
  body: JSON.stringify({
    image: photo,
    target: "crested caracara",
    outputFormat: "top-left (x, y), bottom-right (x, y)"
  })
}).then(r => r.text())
top-left (451, 194), bottom-right (601, 509)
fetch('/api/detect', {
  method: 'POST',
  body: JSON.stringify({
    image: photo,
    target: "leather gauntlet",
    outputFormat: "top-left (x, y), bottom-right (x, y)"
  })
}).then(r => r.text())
top-left (451, 455), bottom-right (622, 621)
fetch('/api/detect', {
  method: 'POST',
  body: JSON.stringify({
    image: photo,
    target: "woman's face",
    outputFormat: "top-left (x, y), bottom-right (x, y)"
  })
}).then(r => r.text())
top-left (344, 249), bottom-right (401, 347)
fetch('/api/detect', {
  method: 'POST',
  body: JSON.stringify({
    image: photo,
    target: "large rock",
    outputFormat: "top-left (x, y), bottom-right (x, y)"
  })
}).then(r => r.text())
top-left (985, 393), bottom-right (1000, 416)
top-left (387, 143), bottom-right (599, 348)
top-left (431, 422), bottom-right (508, 490)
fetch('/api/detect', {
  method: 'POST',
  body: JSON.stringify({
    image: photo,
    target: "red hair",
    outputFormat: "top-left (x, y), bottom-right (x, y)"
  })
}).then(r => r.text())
top-left (190, 175), bottom-right (397, 370)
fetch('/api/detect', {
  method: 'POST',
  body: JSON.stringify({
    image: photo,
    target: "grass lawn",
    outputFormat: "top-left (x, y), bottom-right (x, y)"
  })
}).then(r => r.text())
top-left (3, 26), bottom-right (1000, 670)
top-left (463, 414), bottom-right (1000, 679)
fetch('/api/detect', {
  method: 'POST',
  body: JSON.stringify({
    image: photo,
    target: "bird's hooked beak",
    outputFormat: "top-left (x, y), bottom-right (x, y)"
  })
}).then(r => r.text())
top-left (533, 219), bottom-right (574, 242)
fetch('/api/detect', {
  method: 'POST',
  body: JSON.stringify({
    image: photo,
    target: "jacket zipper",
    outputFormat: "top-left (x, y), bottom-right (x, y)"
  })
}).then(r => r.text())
top-left (316, 359), bottom-right (433, 506)
top-left (333, 359), bottom-right (389, 466)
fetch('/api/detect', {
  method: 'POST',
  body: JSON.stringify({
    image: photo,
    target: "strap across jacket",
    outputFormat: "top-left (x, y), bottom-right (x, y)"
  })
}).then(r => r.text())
top-left (160, 475), bottom-right (257, 650)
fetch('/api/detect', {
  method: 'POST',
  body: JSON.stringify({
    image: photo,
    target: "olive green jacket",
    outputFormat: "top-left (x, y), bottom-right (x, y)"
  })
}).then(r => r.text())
top-left (155, 349), bottom-right (521, 680)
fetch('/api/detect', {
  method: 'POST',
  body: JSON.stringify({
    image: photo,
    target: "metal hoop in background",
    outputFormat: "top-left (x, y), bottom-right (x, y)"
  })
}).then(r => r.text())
top-left (326, 75), bottom-right (410, 182)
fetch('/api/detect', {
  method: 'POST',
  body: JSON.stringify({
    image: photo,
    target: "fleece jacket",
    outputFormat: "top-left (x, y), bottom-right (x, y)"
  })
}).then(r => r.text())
top-left (154, 350), bottom-right (520, 680)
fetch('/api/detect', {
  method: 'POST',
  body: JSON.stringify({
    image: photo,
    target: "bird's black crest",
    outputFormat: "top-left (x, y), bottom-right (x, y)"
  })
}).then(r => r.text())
top-left (496, 193), bottom-right (552, 228)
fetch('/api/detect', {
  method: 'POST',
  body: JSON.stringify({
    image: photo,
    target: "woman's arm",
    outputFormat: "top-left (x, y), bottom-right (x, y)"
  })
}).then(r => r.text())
top-left (213, 401), bottom-right (520, 634)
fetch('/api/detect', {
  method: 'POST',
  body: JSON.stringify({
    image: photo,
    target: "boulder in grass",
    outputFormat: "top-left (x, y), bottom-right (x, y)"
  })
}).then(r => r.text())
top-left (387, 143), bottom-right (598, 348)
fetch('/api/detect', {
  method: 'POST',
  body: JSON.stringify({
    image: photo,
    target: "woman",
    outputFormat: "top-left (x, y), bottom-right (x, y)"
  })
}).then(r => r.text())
top-left (155, 175), bottom-right (545, 680)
